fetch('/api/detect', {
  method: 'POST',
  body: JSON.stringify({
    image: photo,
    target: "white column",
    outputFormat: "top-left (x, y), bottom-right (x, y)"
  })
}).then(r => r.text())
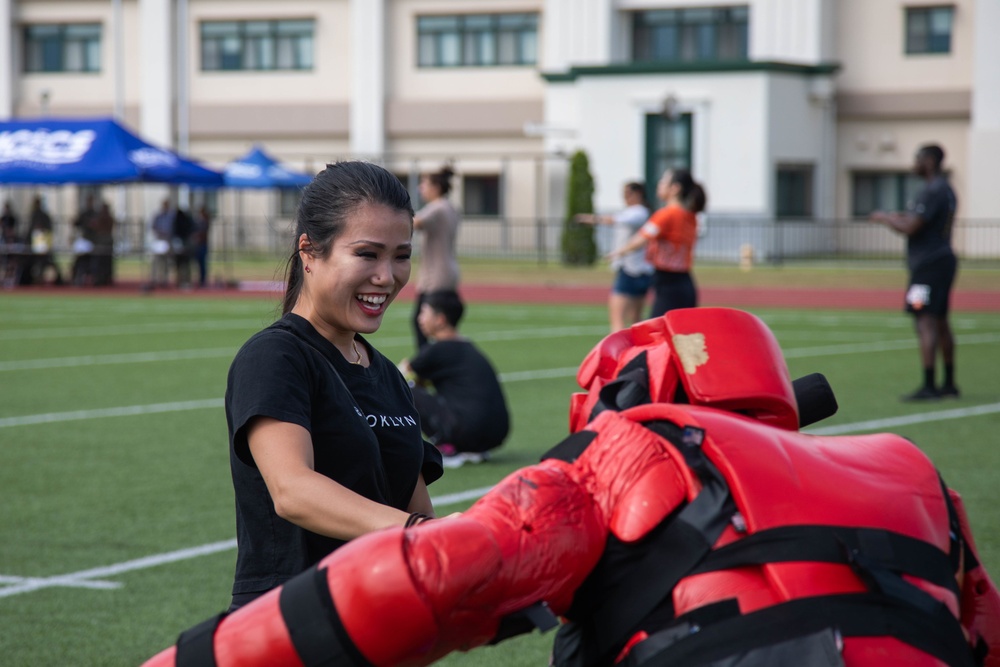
top-left (350, 0), bottom-right (385, 158)
top-left (139, 0), bottom-right (175, 216)
top-left (966, 0), bottom-right (1000, 221)
top-left (139, 0), bottom-right (174, 148)
top-left (0, 0), bottom-right (13, 118)
top-left (542, 0), bottom-right (613, 71)
top-left (750, 0), bottom-right (833, 65)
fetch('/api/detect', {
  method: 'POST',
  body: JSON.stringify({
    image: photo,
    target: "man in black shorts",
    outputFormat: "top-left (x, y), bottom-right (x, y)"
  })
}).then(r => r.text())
top-left (871, 144), bottom-right (959, 401)
top-left (399, 291), bottom-right (511, 467)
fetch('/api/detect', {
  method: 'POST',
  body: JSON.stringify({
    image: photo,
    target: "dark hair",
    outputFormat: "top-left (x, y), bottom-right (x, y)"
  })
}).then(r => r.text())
top-left (668, 169), bottom-right (707, 214)
top-left (422, 290), bottom-right (465, 328)
top-left (624, 181), bottom-right (650, 209)
top-left (918, 144), bottom-right (945, 171)
top-left (282, 161), bottom-right (414, 315)
top-left (423, 165), bottom-right (455, 196)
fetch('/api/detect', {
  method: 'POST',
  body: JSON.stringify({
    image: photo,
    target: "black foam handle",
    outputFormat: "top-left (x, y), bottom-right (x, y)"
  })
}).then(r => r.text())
top-left (792, 373), bottom-right (839, 428)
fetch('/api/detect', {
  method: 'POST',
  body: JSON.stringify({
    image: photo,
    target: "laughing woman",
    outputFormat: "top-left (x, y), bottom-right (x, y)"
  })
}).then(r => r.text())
top-left (224, 162), bottom-right (443, 611)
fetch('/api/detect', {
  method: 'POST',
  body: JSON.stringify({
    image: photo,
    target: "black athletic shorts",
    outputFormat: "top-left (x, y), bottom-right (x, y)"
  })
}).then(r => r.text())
top-left (905, 253), bottom-right (957, 317)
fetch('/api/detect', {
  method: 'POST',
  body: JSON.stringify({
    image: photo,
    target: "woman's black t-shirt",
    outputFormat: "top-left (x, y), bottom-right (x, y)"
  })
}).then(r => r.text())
top-left (225, 313), bottom-right (442, 596)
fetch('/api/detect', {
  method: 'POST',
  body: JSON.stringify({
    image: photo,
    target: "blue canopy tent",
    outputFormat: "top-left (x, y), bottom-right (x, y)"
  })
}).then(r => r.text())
top-left (0, 117), bottom-right (223, 185)
top-left (223, 145), bottom-right (313, 188)
top-left (221, 146), bottom-right (313, 278)
top-left (0, 117), bottom-right (222, 288)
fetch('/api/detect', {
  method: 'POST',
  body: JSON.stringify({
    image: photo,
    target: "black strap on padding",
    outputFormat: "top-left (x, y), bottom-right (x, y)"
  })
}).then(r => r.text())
top-left (541, 429), bottom-right (598, 463)
top-left (174, 611), bottom-right (227, 667)
top-left (624, 591), bottom-right (977, 667)
top-left (490, 600), bottom-right (561, 644)
top-left (939, 471), bottom-right (977, 575)
top-left (688, 524), bottom-right (960, 599)
top-left (278, 566), bottom-right (373, 667)
top-left (586, 422), bottom-right (736, 664)
top-left (588, 351), bottom-right (651, 421)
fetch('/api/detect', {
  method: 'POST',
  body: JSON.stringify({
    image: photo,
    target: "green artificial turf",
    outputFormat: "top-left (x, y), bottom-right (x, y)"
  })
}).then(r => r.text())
top-left (1, 291), bottom-right (998, 666)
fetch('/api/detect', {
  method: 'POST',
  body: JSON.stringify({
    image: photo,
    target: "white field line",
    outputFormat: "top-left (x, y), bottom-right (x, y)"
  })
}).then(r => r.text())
top-left (0, 348), bottom-right (237, 372)
top-left (0, 366), bottom-right (587, 429)
top-left (4, 401), bottom-right (999, 599)
top-left (0, 325), bottom-right (611, 373)
top-left (0, 399), bottom-right (224, 429)
top-left (0, 320), bottom-right (271, 341)
top-left (805, 402), bottom-right (1000, 435)
top-left (0, 366), bottom-right (584, 429)
top-left (0, 488), bottom-right (495, 599)
top-left (0, 540), bottom-right (238, 599)
top-left (783, 332), bottom-right (1000, 358)
top-left (4, 328), bottom-right (999, 374)
top-left (4, 331), bottom-right (1000, 429)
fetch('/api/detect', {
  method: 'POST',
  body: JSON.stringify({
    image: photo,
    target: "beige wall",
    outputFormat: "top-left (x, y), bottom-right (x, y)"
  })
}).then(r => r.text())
top-left (836, 118), bottom-right (968, 218)
top-left (188, 0), bottom-right (349, 105)
top-left (834, 0), bottom-right (973, 93)
top-left (14, 1), bottom-right (118, 114)
top-left (388, 0), bottom-right (545, 101)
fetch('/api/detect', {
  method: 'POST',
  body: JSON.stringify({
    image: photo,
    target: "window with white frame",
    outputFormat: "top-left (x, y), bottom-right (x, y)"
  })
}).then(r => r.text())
top-left (201, 20), bottom-right (314, 71)
top-left (905, 6), bottom-right (954, 54)
top-left (24, 23), bottom-right (101, 73)
top-left (417, 13), bottom-right (538, 67)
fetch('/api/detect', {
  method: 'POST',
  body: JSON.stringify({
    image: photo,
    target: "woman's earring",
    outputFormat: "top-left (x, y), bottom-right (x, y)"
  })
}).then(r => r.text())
top-left (304, 265), bottom-right (311, 274)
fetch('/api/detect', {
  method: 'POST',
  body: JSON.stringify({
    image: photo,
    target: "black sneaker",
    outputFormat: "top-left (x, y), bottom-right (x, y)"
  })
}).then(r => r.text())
top-left (902, 386), bottom-right (941, 402)
top-left (939, 384), bottom-right (961, 398)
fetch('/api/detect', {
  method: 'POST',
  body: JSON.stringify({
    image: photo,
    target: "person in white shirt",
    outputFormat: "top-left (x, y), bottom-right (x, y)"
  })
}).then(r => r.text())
top-left (576, 181), bottom-right (653, 331)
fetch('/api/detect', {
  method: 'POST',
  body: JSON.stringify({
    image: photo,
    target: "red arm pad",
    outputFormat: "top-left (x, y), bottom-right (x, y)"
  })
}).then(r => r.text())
top-left (144, 460), bottom-right (609, 667)
top-left (949, 489), bottom-right (1000, 666)
top-left (332, 461), bottom-right (607, 665)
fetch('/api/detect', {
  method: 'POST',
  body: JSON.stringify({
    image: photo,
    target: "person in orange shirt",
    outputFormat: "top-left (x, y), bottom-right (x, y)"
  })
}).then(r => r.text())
top-left (609, 169), bottom-right (706, 318)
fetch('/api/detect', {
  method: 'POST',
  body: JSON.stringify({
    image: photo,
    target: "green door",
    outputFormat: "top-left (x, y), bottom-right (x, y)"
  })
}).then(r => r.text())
top-left (644, 112), bottom-right (692, 205)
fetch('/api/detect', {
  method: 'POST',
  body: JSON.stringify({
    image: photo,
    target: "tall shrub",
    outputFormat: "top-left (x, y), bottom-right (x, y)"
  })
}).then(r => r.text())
top-left (561, 150), bottom-right (597, 266)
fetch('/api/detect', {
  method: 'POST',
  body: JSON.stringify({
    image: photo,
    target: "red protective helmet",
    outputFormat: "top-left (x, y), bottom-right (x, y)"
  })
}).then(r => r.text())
top-left (570, 308), bottom-right (800, 433)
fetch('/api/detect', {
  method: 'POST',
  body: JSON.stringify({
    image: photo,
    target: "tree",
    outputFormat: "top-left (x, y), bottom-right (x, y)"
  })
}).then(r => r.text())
top-left (561, 150), bottom-right (597, 266)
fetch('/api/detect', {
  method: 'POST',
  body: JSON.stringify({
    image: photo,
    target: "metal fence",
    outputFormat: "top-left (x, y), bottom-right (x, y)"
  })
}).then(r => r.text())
top-left (164, 214), bottom-right (995, 265)
top-left (11, 214), bottom-right (1000, 281)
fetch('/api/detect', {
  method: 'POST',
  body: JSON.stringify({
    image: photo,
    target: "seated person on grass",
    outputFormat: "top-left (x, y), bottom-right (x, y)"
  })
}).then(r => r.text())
top-left (399, 290), bottom-right (510, 468)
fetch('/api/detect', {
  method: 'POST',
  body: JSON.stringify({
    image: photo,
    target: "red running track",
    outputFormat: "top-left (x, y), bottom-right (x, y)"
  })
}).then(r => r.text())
top-left (6, 280), bottom-right (1000, 312)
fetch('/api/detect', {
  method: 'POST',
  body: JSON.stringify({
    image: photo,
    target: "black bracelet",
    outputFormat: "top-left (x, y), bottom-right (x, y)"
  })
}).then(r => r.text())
top-left (405, 512), bottom-right (432, 528)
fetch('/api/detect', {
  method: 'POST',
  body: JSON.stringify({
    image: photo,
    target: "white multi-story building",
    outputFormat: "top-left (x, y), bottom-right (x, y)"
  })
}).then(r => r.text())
top-left (1, 0), bottom-right (997, 258)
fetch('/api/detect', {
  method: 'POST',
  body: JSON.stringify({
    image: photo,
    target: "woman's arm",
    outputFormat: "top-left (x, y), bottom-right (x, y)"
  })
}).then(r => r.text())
top-left (607, 229), bottom-right (649, 260)
top-left (406, 474), bottom-right (436, 517)
top-left (247, 417), bottom-right (411, 540)
top-left (574, 213), bottom-right (613, 225)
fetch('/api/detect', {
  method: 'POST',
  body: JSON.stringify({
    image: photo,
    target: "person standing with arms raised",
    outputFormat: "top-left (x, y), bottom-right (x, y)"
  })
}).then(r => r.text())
top-left (224, 161), bottom-right (442, 611)
top-left (871, 144), bottom-right (960, 401)
top-left (576, 181), bottom-right (653, 332)
top-left (609, 169), bottom-right (705, 318)
top-left (412, 165), bottom-right (460, 350)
